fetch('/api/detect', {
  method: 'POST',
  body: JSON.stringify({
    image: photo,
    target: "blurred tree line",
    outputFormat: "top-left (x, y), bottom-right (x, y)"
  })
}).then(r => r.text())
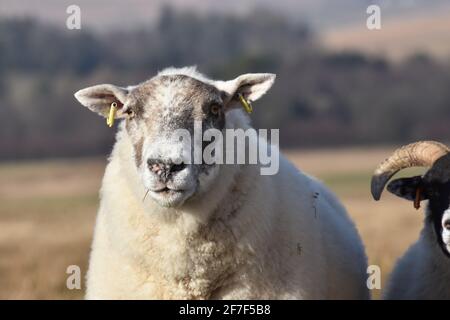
top-left (1, 7), bottom-right (450, 160)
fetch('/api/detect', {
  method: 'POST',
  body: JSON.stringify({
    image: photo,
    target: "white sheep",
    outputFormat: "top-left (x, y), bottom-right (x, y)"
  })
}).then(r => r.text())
top-left (74, 66), bottom-right (369, 299)
top-left (371, 141), bottom-right (450, 299)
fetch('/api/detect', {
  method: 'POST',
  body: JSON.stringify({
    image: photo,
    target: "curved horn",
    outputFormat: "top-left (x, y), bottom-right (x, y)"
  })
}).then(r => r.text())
top-left (371, 141), bottom-right (450, 200)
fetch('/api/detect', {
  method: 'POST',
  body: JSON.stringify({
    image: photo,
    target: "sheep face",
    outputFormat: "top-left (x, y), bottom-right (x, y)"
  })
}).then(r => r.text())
top-left (387, 162), bottom-right (450, 257)
top-left (74, 68), bottom-right (275, 208)
top-left (125, 74), bottom-right (226, 207)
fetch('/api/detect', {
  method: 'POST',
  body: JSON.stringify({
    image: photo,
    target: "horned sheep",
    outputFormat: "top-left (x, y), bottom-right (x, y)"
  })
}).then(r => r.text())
top-left (371, 141), bottom-right (450, 299)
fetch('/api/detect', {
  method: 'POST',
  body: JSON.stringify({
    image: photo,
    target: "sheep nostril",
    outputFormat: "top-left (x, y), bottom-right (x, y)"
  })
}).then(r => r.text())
top-left (147, 159), bottom-right (163, 173)
top-left (444, 220), bottom-right (450, 231)
top-left (147, 159), bottom-right (186, 176)
top-left (170, 163), bottom-right (186, 173)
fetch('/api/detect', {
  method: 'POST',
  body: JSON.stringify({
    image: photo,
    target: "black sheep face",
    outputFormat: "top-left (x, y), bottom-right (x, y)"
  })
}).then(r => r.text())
top-left (387, 155), bottom-right (450, 257)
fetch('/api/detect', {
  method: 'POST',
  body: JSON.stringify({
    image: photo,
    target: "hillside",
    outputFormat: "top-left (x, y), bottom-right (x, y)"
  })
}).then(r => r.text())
top-left (321, 9), bottom-right (450, 61)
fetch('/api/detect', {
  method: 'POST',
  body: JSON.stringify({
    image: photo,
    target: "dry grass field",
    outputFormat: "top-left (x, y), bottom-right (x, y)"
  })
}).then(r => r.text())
top-left (0, 148), bottom-right (427, 299)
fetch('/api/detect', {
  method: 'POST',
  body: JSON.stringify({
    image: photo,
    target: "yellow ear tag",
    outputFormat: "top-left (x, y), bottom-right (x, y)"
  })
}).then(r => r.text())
top-left (238, 93), bottom-right (253, 114)
top-left (106, 102), bottom-right (118, 127)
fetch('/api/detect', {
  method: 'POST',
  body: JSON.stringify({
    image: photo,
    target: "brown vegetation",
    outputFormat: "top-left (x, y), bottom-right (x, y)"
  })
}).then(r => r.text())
top-left (0, 148), bottom-right (426, 299)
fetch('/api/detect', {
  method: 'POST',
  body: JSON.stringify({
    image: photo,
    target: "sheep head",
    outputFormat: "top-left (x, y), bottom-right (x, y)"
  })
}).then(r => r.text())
top-left (371, 141), bottom-right (450, 257)
top-left (74, 67), bottom-right (275, 208)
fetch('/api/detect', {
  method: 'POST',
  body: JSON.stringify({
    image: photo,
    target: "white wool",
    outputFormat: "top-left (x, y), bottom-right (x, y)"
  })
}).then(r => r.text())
top-left (157, 66), bottom-right (215, 85)
top-left (84, 68), bottom-right (369, 299)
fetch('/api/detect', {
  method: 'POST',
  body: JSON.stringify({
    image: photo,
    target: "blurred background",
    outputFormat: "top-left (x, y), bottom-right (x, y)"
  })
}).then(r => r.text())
top-left (0, 0), bottom-right (449, 299)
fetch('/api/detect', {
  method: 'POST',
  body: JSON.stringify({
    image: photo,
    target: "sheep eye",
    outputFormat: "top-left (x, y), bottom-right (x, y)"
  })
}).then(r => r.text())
top-left (210, 104), bottom-right (221, 115)
top-left (444, 220), bottom-right (450, 230)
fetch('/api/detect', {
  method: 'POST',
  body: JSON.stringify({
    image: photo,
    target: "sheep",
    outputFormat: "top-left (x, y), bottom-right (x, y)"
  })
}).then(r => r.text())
top-left (74, 66), bottom-right (369, 300)
top-left (371, 141), bottom-right (450, 299)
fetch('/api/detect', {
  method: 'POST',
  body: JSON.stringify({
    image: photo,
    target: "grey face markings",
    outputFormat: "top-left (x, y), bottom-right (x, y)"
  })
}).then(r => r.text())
top-left (124, 74), bottom-right (226, 169)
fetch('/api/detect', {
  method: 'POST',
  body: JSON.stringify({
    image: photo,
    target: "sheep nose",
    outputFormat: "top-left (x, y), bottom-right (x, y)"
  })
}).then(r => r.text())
top-left (147, 159), bottom-right (186, 177)
top-left (170, 163), bottom-right (187, 173)
top-left (444, 219), bottom-right (450, 231)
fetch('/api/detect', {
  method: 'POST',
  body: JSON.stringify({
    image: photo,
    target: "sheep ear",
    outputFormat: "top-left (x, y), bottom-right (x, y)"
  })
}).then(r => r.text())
top-left (74, 84), bottom-right (129, 118)
top-left (216, 73), bottom-right (276, 110)
top-left (387, 176), bottom-right (427, 201)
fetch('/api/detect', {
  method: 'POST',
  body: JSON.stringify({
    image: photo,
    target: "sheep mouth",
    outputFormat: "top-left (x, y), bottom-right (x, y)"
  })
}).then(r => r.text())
top-left (152, 187), bottom-right (184, 194)
top-left (146, 186), bottom-right (193, 208)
